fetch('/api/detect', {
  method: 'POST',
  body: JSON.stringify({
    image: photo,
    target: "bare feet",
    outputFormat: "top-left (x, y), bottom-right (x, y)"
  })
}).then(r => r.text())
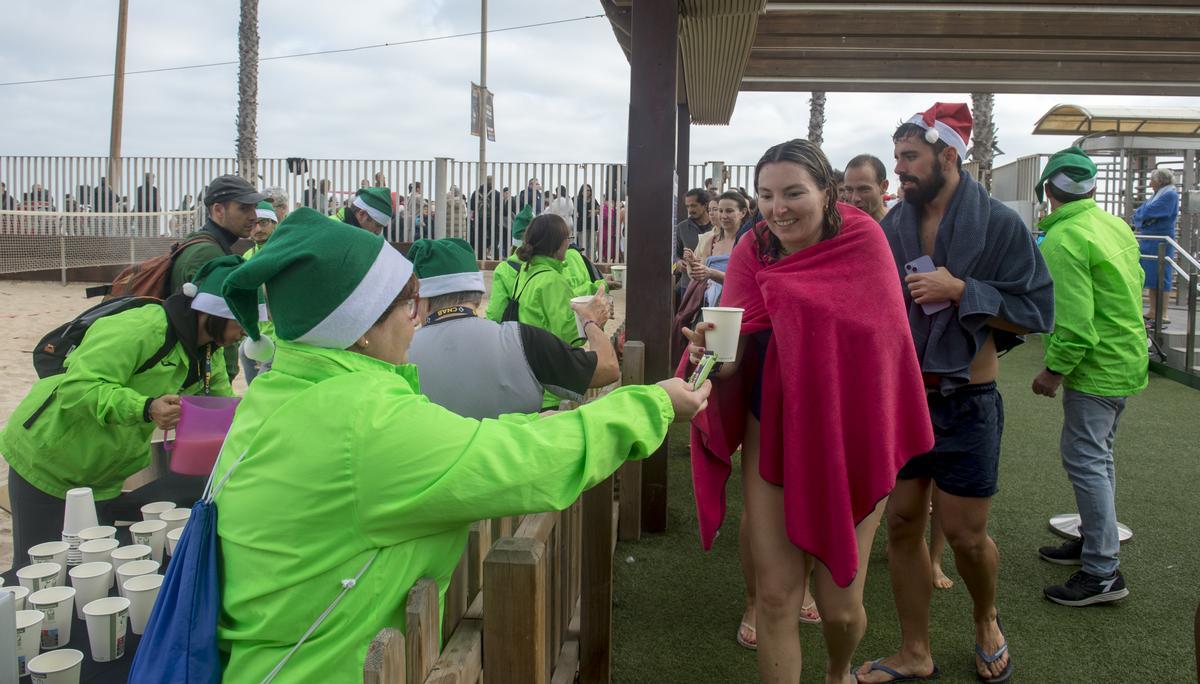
top-left (932, 563), bottom-right (954, 590)
top-left (855, 654), bottom-right (937, 683)
top-left (975, 617), bottom-right (1010, 681)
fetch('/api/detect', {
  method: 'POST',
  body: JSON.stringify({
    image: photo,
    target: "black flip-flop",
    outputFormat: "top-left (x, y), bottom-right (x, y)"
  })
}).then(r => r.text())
top-left (975, 616), bottom-right (1013, 683)
top-left (860, 659), bottom-right (941, 682)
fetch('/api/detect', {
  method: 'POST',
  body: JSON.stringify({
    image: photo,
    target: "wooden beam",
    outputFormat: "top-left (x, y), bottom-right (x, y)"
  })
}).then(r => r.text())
top-left (617, 342), bottom-right (644, 541)
top-left (406, 578), bottom-right (441, 683)
top-left (580, 475), bottom-right (615, 684)
top-left (746, 55), bottom-right (1198, 82)
top-left (752, 34), bottom-right (1200, 57)
top-left (740, 79), bottom-right (1200, 97)
top-left (484, 537), bottom-right (549, 684)
top-left (363, 628), bottom-right (405, 684)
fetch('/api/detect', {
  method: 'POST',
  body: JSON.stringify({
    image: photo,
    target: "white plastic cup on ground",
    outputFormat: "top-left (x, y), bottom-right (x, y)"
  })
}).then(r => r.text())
top-left (109, 544), bottom-right (152, 571)
top-left (28, 586), bottom-right (76, 649)
top-left (26, 648), bottom-right (84, 684)
top-left (68, 562), bottom-right (113, 619)
top-left (571, 296), bottom-right (593, 339)
top-left (83, 596), bottom-right (130, 663)
top-left (159, 507), bottom-right (191, 533)
top-left (77, 525), bottom-right (117, 543)
top-left (123, 574), bottom-right (163, 635)
top-left (14, 609), bottom-right (44, 677)
top-left (3, 586), bottom-right (31, 610)
top-left (62, 487), bottom-right (98, 536)
top-left (610, 264), bottom-right (626, 286)
top-left (166, 527), bottom-right (184, 557)
top-left (115, 560), bottom-right (159, 598)
top-left (28, 542), bottom-right (70, 585)
top-left (129, 519), bottom-right (168, 563)
top-left (139, 501), bottom-right (175, 521)
top-left (17, 563), bottom-right (62, 593)
top-left (700, 307), bottom-right (745, 362)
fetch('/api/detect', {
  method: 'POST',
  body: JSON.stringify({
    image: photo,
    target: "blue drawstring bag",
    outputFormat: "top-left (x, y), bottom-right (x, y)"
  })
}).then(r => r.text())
top-left (128, 451), bottom-right (246, 683)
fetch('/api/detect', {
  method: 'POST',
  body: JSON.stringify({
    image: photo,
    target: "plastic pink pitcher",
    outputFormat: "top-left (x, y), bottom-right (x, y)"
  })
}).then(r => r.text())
top-left (164, 396), bottom-right (240, 475)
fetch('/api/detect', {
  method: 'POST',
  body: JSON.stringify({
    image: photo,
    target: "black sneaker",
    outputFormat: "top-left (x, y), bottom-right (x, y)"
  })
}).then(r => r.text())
top-left (1044, 570), bottom-right (1129, 606)
top-left (1038, 537), bottom-right (1083, 565)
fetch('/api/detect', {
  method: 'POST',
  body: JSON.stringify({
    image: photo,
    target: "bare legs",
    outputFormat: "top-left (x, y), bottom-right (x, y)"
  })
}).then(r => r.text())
top-left (929, 494), bottom-right (953, 590)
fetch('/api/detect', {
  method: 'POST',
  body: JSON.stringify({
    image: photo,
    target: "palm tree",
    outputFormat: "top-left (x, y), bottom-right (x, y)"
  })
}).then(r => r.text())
top-left (808, 91), bottom-right (826, 147)
top-left (236, 0), bottom-right (259, 181)
top-left (970, 93), bottom-right (996, 191)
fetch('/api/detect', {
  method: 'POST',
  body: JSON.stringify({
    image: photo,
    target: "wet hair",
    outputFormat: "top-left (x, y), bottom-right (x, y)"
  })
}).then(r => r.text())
top-left (685, 188), bottom-right (711, 205)
top-left (370, 274), bottom-right (421, 328)
top-left (893, 122), bottom-right (963, 170)
top-left (516, 214), bottom-right (571, 262)
top-left (752, 139), bottom-right (842, 260)
top-left (845, 154), bottom-right (887, 185)
top-left (1045, 182), bottom-right (1095, 205)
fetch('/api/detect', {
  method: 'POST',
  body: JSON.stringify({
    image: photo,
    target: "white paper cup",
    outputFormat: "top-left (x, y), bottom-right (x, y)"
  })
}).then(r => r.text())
top-left (27, 648), bottom-right (84, 684)
top-left (28, 541), bottom-right (70, 585)
top-left (700, 307), bottom-right (744, 362)
top-left (610, 264), bottom-right (626, 286)
top-left (159, 507), bottom-right (191, 532)
top-left (77, 525), bottom-right (118, 543)
top-left (130, 519), bottom-right (168, 563)
top-left (83, 596), bottom-right (130, 663)
top-left (15, 609), bottom-right (45, 676)
top-left (3, 585), bottom-right (31, 610)
top-left (116, 560), bottom-right (159, 598)
top-left (62, 487), bottom-right (99, 536)
top-left (109, 544), bottom-right (152, 571)
top-left (140, 501), bottom-right (176, 521)
top-left (123, 573), bottom-right (164, 635)
top-left (571, 296), bottom-right (593, 339)
top-left (68, 561), bottom-right (113, 619)
top-left (29, 585), bottom-right (76, 649)
top-left (166, 527), bottom-right (184, 557)
top-left (79, 539), bottom-right (120, 588)
top-left (18, 563), bottom-right (62, 593)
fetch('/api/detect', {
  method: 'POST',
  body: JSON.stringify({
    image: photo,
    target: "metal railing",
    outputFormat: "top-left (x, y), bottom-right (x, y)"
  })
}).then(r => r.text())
top-left (1139, 235), bottom-right (1198, 374)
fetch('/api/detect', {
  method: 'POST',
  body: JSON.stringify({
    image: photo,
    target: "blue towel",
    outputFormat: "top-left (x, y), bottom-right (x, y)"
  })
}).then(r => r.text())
top-left (881, 172), bottom-right (1054, 393)
top-left (1134, 185), bottom-right (1179, 290)
top-left (703, 254), bottom-right (730, 307)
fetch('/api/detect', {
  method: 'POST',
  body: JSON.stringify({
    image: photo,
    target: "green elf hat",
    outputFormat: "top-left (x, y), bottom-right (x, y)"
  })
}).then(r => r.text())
top-left (352, 186), bottom-right (393, 225)
top-left (511, 204), bottom-right (534, 247)
top-left (182, 255), bottom-right (260, 321)
top-left (1035, 146), bottom-right (1098, 202)
top-left (221, 207), bottom-right (414, 361)
top-left (255, 200), bottom-right (278, 222)
top-left (408, 238), bottom-right (484, 298)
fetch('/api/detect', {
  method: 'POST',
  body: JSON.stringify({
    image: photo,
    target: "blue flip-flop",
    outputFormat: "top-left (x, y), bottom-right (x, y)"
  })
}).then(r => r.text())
top-left (975, 616), bottom-right (1013, 683)
top-left (860, 659), bottom-right (941, 682)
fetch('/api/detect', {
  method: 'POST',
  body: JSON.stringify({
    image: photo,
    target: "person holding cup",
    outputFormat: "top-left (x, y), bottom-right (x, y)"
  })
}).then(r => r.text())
top-left (213, 208), bottom-right (710, 681)
top-left (680, 139), bottom-right (933, 684)
top-left (0, 256), bottom-right (249, 565)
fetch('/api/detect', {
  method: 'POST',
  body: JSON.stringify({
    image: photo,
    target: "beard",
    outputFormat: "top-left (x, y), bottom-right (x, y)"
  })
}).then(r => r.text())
top-left (899, 163), bottom-right (946, 207)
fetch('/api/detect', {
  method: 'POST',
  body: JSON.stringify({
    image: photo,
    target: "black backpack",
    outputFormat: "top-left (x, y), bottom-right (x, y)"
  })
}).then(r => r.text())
top-left (32, 296), bottom-right (178, 379)
top-left (501, 267), bottom-right (549, 323)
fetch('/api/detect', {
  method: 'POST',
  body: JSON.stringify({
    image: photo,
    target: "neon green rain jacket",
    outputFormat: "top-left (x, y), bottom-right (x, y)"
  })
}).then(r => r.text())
top-left (214, 339), bottom-right (671, 681)
top-left (0, 303), bottom-right (232, 499)
top-left (1038, 198), bottom-right (1149, 396)
top-left (485, 254), bottom-right (523, 322)
top-left (563, 248), bottom-right (604, 297)
top-left (514, 256), bottom-right (580, 347)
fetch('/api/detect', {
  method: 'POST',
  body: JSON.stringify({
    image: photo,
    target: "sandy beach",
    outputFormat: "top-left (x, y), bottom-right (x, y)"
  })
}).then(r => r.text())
top-left (0, 273), bottom-right (626, 571)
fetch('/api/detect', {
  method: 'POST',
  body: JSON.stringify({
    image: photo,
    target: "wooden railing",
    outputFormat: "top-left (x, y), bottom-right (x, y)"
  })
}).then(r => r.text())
top-left (363, 342), bottom-right (647, 684)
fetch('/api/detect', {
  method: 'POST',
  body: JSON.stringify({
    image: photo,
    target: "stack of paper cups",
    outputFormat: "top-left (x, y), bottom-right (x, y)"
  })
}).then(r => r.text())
top-left (61, 487), bottom-right (98, 568)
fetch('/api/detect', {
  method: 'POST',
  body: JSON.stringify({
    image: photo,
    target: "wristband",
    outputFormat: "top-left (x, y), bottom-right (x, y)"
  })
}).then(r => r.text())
top-left (1045, 367), bottom-right (1063, 377)
top-left (583, 319), bottom-right (604, 333)
top-left (143, 397), bottom-right (156, 423)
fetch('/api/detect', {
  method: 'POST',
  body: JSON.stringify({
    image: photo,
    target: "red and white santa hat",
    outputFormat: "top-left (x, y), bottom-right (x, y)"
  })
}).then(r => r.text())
top-left (906, 102), bottom-right (973, 160)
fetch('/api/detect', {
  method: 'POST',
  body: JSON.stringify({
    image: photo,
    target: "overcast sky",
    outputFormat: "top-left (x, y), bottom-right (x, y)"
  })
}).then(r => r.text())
top-left (3, 0), bottom-right (1197, 191)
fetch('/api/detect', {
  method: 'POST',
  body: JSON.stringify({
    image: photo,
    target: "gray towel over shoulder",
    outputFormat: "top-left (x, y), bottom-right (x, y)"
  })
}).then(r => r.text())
top-left (881, 172), bottom-right (1055, 393)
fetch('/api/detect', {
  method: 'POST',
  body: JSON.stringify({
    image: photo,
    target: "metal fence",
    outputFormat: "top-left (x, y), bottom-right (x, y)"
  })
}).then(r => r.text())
top-left (0, 156), bottom-right (756, 275)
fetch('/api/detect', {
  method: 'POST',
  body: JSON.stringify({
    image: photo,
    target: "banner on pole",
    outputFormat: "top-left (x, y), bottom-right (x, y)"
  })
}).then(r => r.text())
top-left (470, 83), bottom-right (496, 142)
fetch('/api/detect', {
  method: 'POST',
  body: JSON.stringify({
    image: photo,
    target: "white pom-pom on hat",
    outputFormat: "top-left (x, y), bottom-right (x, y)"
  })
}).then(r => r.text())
top-left (182, 282), bottom-right (199, 297)
top-left (242, 335), bottom-right (276, 362)
top-left (924, 128), bottom-right (939, 145)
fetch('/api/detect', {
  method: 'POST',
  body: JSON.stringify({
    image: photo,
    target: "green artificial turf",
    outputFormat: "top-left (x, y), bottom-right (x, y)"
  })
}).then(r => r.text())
top-left (612, 339), bottom-right (1200, 682)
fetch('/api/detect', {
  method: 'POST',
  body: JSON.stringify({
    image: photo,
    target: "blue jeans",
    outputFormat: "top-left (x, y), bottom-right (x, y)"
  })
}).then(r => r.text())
top-left (1060, 389), bottom-right (1127, 577)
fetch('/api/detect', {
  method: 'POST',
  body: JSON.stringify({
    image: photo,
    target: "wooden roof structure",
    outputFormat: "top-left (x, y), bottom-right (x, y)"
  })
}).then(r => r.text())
top-left (601, 0), bottom-right (1200, 125)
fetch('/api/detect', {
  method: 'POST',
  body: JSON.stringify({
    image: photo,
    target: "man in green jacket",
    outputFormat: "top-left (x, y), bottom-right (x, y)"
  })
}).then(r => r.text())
top-left (1030, 146), bottom-right (1148, 607)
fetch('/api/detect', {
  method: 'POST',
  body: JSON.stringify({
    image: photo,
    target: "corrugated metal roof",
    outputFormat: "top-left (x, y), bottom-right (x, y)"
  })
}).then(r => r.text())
top-left (678, 0), bottom-right (767, 125)
top-left (1033, 105), bottom-right (1200, 137)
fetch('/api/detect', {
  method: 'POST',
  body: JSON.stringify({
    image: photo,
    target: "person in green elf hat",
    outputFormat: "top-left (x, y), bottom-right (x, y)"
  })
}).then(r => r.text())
top-left (214, 207), bottom-right (709, 681)
top-left (409, 237), bottom-right (619, 419)
top-left (0, 255), bottom-right (248, 565)
top-left (342, 186), bottom-right (394, 235)
top-left (1030, 146), bottom-right (1147, 608)
top-left (243, 200), bottom-right (279, 260)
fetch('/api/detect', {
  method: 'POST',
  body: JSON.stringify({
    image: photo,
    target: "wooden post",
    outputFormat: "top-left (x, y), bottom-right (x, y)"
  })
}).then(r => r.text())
top-left (625, 0), bottom-right (678, 535)
top-left (676, 102), bottom-right (690, 233)
top-left (443, 551), bottom-right (470, 638)
top-left (484, 537), bottom-right (549, 684)
top-left (579, 476), bottom-right (615, 684)
top-left (406, 578), bottom-right (441, 682)
top-left (426, 618), bottom-right (484, 684)
top-left (363, 628), bottom-right (405, 684)
top-left (618, 342), bottom-right (645, 540)
top-left (467, 520), bottom-right (491, 599)
top-left (107, 0), bottom-right (129, 197)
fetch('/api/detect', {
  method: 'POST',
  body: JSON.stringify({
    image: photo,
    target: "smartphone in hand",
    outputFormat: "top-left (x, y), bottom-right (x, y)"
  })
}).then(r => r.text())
top-left (904, 255), bottom-right (951, 315)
